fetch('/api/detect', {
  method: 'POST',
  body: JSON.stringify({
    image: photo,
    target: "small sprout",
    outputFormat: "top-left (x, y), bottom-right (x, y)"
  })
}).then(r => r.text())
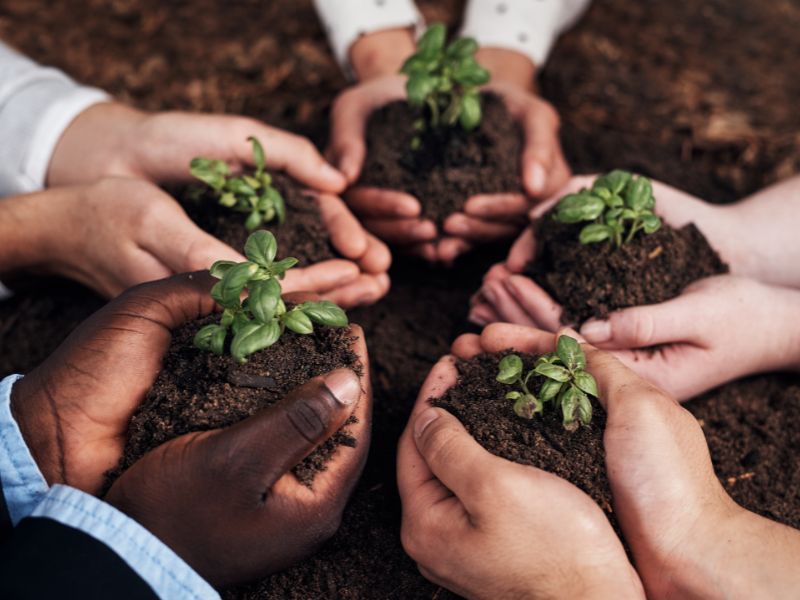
top-left (553, 170), bottom-right (662, 248)
top-left (194, 230), bottom-right (348, 363)
top-left (496, 336), bottom-right (599, 431)
top-left (190, 137), bottom-right (286, 232)
top-left (400, 23), bottom-right (490, 148)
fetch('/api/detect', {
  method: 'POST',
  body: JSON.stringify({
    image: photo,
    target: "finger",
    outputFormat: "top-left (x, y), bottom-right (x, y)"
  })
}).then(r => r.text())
top-left (463, 193), bottom-right (530, 222)
top-left (480, 280), bottom-right (538, 326)
top-left (241, 125), bottom-right (346, 193)
top-left (582, 344), bottom-right (667, 412)
top-left (281, 260), bottom-right (361, 294)
top-left (317, 194), bottom-right (369, 260)
top-left (443, 213), bottom-right (520, 242)
top-left (451, 333), bottom-right (483, 359)
top-left (468, 302), bottom-right (500, 327)
top-left (321, 273), bottom-right (390, 308)
top-left (362, 217), bottom-right (437, 244)
top-left (502, 276), bottom-right (563, 330)
top-left (346, 187), bottom-right (421, 218)
top-left (408, 242), bottom-right (439, 263)
top-left (541, 148), bottom-right (572, 199)
top-left (214, 368), bottom-right (361, 491)
top-left (435, 237), bottom-right (472, 264)
top-left (482, 262), bottom-right (513, 285)
top-left (506, 227), bottom-right (536, 273)
top-left (579, 294), bottom-right (703, 349)
top-left (479, 322), bottom-right (555, 356)
top-left (519, 101), bottom-right (561, 198)
top-left (118, 247), bottom-right (173, 294)
top-left (356, 233), bottom-right (392, 274)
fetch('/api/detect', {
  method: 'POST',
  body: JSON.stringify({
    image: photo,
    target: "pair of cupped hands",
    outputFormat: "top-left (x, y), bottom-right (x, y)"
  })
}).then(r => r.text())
top-left (15, 272), bottom-right (799, 597)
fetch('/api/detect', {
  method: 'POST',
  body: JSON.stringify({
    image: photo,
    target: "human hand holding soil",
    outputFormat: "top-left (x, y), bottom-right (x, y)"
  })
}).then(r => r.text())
top-left (396, 331), bottom-right (644, 600)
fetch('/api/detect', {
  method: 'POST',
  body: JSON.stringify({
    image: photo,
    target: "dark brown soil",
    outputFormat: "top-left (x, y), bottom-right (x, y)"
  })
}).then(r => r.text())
top-left (527, 218), bottom-right (728, 325)
top-left (179, 173), bottom-right (336, 265)
top-left (359, 93), bottom-right (523, 227)
top-left (0, 1), bottom-right (799, 598)
top-left (432, 352), bottom-right (617, 533)
top-left (105, 315), bottom-right (360, 490)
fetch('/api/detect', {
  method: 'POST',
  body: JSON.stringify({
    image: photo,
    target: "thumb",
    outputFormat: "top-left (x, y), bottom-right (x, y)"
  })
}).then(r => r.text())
top-left (579, 294), bottom-right (700, 349)
top-left (209, 368), bottom-right (361, 491)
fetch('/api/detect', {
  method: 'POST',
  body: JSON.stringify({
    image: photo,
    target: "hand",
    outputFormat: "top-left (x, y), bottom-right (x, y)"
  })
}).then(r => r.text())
top-left (476, 323), bottom-right (800, 600)
top-left (397, 332), bottom-right (643, 599)
top-left (106, 343), bottom-right (371, 588)
top-left (47, 103), bottom-right (347, 193)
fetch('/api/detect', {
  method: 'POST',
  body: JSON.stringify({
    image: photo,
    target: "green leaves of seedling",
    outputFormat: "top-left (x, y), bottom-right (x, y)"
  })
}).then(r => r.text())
top-left (495, 335), bottom-right (599, 432)
top-left (553, 170), bottom-right (662, 248)
top-left (401, 23), bottom-right (490, 148)
top-left (190, 136), bottom-right (287, 232)
top-left (193, 231), bottom-right (348, 363)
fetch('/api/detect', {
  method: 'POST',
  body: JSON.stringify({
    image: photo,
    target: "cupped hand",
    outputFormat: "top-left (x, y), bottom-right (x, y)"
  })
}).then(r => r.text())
top-left (48, 103), bottom-right (347, 194)
top-left (397, 330), bottom-right (643, 599)
top-left (106, 328), bottom-right (372, 587)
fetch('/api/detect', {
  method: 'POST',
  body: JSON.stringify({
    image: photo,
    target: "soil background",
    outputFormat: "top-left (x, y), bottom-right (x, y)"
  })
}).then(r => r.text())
top-left (1, 1), bottom-right (799, 598)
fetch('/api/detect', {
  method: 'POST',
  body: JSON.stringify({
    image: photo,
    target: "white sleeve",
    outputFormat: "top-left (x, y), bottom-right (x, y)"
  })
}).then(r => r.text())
top-left (460, 0), bottom-right (591, 66)
top-left (0, 42), bottom-right (110, 197)
top-left (313, 0), bottom-right (425, 77)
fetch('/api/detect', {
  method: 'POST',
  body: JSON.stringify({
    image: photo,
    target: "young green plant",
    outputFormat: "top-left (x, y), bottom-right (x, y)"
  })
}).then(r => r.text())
top-left (496, 335), bottom-right (599, 432)
top-left (400, 23), bottom-right (490, 149)
top-left (190, 136), bottom-right (286, 232)
top-left (194, 230), bottom-right (348, 363)
top-left (553, 170), bottom-right (662, 247)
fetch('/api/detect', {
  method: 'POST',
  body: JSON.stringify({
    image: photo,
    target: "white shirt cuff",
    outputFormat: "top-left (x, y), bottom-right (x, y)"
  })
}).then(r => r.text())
top-left (32, 485), bottom-right (219, 600)
top-left (313, 0), bottom-right (425, 77)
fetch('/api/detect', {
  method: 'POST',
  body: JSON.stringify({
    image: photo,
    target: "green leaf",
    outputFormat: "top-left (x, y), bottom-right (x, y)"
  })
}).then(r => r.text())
top-left (220, 261), bottom-right (259, 308)
top-left (406, 75), bottom-right (436, 106)
top-left (442, 95), bottom-right (462, 127)
top-left (227, 178), bottom-right (257, 197)
top-left (270, 257), bottom-right (299, 278)
top-left (248, 136), bottom-right (265, 174)
top-left (220, 309), bottom-right (235, 327)
top-left (209, 260), bottom-right (236, 279)
top-left (574, 370), bottom-right (599, 398)
top-left (210, 281), bottom-right (224, 305)
top-left (300, 300), bottom-right (348, 327)
top-left (244, 231), bottom-right (277, 267)
top-left (446, 37), bottom-right (478, 58)
top-left (459, 93), bottom-right (482, 131)
top-left (577, 390), bottom-right (593, 426)
top-left (194, 323), bottom-right (222, 351)
top-left (505, 391), bottom-right (522, 400)
top-left (579, 223), bottom-right (613, 244)
top-left (248, 278), bottom-right (281, 323)
top-left (231, 311), bottom-right (251, 335)
top-left (539, 378), bottom-right (563, 403)
top-left (417, 23), bottom-right (446, 58)
top-left (190, 157), bottom-right (229, 190)
top-left (556, 335), bottom-right (585, 370)
top-left (284, 309), bottom-right (314, 335)
top-left (594, 170), bottom-right (631, 195)
top-left (560, 385), bottom-right (580, 431)
top-left (452, 60), bottom-right (490, 86)
top-left (210, 325), bottom-right (227, 355)
top-left (625, 176), bottom-right (653, 211)
top-left (219, 192), bottom-right (237, 207)
top-left (555, 192), bottom-right (605, 223)
top-left (497, 354), bottom-right (523, 384)
top-left (273, 189), bottom-right (286, 224)
top-left (245, 210), bottom-right (263, 232)
top-left (231, 321), bottom-right (281, 363)
top-left (513, 394), bottom-right (542, 420)
top-left (533, 362), bottom-right (570, 382)
top-left (641, 213), bottom-right (662, 234)
top-left (243, 175), bottom-right (261, 189)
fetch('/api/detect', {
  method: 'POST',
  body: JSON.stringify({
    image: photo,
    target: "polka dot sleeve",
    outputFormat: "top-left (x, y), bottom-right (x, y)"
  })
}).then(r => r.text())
top-left (313, 0), bottom-right (425, 78)
top-left (460, 0), bottom-right (591, 66)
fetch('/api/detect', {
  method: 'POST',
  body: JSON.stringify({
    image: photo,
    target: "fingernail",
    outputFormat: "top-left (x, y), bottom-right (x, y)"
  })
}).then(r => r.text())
top-left (469, 308), bottom-right (488, 326)
top-left (529, 163), bottom-right (546, 195)
top-left (482, 284), bottom-right (499, 305)
top-left (580, 320), bottom-right (611, 344)
top-left (414, 407), bottom-right (440, 438)
top-left (323, 369), bottom-right (360, 405)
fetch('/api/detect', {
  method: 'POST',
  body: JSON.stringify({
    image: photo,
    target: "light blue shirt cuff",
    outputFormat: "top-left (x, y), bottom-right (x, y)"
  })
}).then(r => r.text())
top-left (0, 374), bottom-right (49, 524)
top-left (32, 485), bottom-right (219, 600)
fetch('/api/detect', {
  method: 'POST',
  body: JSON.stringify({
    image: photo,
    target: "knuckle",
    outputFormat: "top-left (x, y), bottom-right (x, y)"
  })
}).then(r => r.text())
top-left (420, 424), bottom-right (461, 465)
top-left (626, 310), bottom-right (655, 346)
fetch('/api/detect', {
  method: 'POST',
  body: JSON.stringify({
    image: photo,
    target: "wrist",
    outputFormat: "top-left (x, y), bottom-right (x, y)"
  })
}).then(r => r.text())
top-left (567, 562), bottom-right (645, 600)
top-left (350, 28), bottom-right (417, 81)
top-left (475, 48), bottom-right (537, 92)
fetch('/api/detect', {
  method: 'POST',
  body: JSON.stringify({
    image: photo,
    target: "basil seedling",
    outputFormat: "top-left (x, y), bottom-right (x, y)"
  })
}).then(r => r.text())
top-left (496, 336), bottom-right (599, 431)
top-left (194, 230), bottom-right (348, 363)
top-left (400, 23), bottom-right (490, 149)
top-left (553, 170), bottom-right (662, 247)
top-left (190, 136), bottom-right (286, 232)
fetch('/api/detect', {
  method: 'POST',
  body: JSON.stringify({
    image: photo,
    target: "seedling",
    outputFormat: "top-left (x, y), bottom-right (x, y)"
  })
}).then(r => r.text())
top-left (194, 230), bottom-right (348, 363)
top-left (400, 23), bottom-right (490, 149)
top-left (496, 336), bottom-right (599, 432)
top-left (190, 137), bottom-right (286, 232)
top-left (553, 170), bottom-right (662, 248)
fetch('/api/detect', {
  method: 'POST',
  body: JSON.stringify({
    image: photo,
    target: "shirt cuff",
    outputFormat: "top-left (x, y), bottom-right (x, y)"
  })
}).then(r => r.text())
top-left (0, 281), bottom-right (12, 300)
top-left (32, 485), bottom-right (219, 600)
top-left (461, 0), bottom-right (590, 66)
top-left (313, 0), bottom-right (425, 78)
top-left (0, 374), bottom-right (49, 525)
